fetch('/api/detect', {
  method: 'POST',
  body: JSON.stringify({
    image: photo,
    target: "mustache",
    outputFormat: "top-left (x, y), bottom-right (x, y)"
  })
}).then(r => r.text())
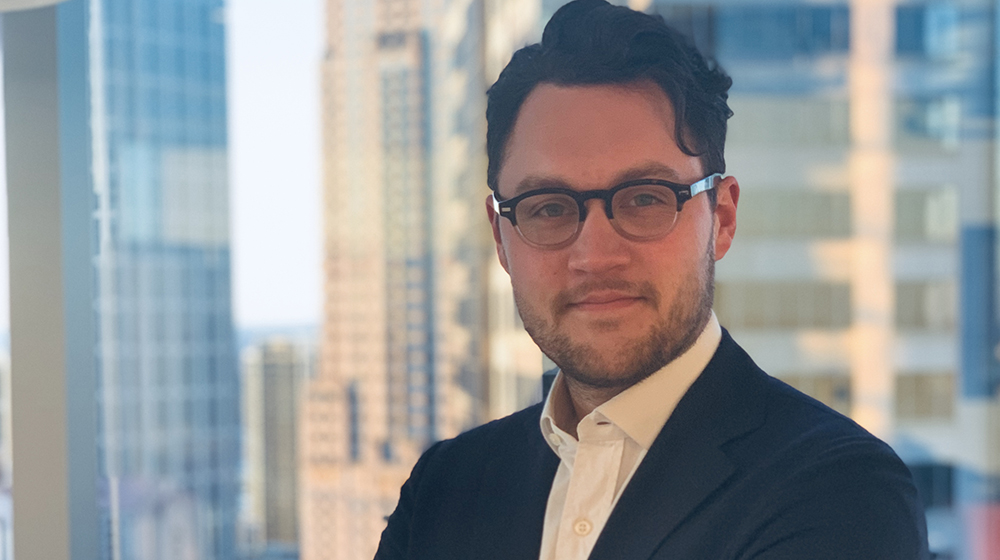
top-left (552, 279), bottom-right (660, 316)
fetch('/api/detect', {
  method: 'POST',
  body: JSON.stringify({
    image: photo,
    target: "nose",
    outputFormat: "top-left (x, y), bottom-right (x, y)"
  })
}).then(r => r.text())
top-left (567, 199), bottom-right (630, 273)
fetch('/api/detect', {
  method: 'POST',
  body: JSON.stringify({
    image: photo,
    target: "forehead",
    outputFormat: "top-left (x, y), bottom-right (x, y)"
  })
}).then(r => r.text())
top-left (497, 82), bottom-right (703, 197)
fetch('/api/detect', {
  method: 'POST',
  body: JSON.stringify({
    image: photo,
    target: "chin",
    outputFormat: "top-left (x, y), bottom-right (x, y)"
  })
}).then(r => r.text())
top-left (561, 362), bottom-right (657, 390)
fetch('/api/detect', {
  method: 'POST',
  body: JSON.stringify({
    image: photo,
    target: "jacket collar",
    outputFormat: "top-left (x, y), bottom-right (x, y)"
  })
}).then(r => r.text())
top-left (588, 330), bottom-right (768, 560)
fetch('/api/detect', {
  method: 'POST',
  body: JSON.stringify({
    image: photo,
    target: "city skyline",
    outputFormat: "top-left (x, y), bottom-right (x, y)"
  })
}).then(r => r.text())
top-left (0, 1), bottom-right (996, 558)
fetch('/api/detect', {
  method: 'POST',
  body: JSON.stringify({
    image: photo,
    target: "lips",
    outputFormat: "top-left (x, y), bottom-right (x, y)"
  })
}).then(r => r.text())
top-left (553, 280), bottom-right (660, 318)
top-left (570, 291), bottom-right (644, 307)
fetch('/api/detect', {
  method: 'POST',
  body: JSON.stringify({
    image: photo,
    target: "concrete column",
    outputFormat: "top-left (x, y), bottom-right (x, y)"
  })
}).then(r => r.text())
top-left (848, 0), bottom-right (896, 438)
top-left (3, 1), bottom-right (98, 559)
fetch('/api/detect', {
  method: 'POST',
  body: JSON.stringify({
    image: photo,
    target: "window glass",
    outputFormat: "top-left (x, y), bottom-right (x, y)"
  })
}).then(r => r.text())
top-left (715, 5), bottom-right (850, 60)
top-left (736, 190), bottom-right (852, 238)
top-left (716, 281), bottom-right (853, 329)
top-left (896, 372), bottom-right (956, 420)
top-left (7, 1), bottom-right (1000, 559)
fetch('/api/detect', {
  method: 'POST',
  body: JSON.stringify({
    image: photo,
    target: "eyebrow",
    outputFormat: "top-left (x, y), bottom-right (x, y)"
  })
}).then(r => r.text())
top-left (510, 161), bottom-right (685, 197)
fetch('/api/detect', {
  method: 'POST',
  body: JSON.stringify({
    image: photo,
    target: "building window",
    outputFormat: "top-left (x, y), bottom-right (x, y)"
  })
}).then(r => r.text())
top-left (896, 4), bottom-right (958, 59)
top-left (896, 372), bottom-right (955, 420)
top-left (347, 381), bottom-right (361, 461)
top-left (715, 281), bottom-right (852, 329)
top-left (895, 281), bottom-right (956, 330)
top-left (737, 190), bottom-right (851, 238)
top-left (715, 5), bottom-right (850, 61)
top-left (727, 97), bottom-right (850, 147)
top-left (895, 96), bottom-right (961, 151)
top-left (895, 188), bottom-right (958, 244)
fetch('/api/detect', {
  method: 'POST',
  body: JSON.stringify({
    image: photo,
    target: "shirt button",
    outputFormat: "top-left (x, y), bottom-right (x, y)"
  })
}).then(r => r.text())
top-left (573, 519), bottom-right (592, 536)
top-left (547, 433), bottom-right (562, 447)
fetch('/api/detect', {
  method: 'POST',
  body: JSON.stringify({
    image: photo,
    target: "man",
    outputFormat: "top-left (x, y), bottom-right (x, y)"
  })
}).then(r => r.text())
top-left (376, 1), bottom-right (930, 558)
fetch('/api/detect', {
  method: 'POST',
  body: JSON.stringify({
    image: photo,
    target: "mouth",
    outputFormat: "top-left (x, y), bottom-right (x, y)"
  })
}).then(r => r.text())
top-left (553, 280), bottom-right (660, 319)
top-left (567, 291), bottom-right (646, 311)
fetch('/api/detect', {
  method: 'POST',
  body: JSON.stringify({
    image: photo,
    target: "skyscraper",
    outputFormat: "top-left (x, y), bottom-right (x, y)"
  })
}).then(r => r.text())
top-left (240, 338), bottom-right (314, 560)
top-left (89, 0), bottom-right (240, 558)
top-left (301, 1), bottom-right (492, 558)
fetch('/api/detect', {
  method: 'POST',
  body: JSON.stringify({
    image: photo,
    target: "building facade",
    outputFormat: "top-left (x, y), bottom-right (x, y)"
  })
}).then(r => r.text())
top-left (240, 338), bottom-right (315, 560)
top-left (637, 1), bottom-right (1000, 558)
top-left (89, 0), bottom-right (240, 558)
top-left (301, 0), bottom-right (492, 558)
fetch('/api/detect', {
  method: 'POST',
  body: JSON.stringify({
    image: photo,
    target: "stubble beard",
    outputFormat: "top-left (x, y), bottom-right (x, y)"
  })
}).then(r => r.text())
top-left (515, 237), bottom-right (716, 391)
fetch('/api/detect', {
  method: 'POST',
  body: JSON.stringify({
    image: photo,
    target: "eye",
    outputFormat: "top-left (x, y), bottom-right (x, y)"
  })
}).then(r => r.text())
top-left (536, 202), bottom-right (571, 217)
top-left (522, 195), bottom-right (577, 220)
top-left (629, 192), bottom-right (667, 207)
top-left (621, 188), bottom-right (671, 207)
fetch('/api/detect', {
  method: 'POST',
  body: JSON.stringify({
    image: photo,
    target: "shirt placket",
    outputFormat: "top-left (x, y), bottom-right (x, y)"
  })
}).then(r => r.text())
top-left (553, 424), bottom-right (624, 559)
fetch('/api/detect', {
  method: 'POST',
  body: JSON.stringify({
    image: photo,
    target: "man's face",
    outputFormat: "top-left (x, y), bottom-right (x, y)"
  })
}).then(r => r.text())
top-left (487, 82), bottom-right (739, 390)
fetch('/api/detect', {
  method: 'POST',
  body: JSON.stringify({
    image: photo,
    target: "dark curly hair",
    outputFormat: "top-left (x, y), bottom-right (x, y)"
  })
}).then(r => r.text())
top-left (486, 0), bottom-right (733, 194)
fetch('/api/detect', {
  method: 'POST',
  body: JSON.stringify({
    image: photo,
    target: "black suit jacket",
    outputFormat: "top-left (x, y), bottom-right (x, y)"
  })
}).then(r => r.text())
top-left (376, 331), bottom-right (930, 559)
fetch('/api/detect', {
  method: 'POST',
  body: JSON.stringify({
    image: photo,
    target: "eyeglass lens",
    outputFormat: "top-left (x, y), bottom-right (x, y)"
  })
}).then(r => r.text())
top-left (515, 185), bottom-right (680, 246)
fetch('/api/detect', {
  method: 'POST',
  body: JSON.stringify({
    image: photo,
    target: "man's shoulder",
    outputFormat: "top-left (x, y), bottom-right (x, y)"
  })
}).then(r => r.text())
top-left (754, 372), bottom-right (901, 467)
top-left (709, 330), bottom-right (887, 447)
top-left (656, 332), bottom-right (930, 557)
top-left (698, 331), bottom-right (912, 492)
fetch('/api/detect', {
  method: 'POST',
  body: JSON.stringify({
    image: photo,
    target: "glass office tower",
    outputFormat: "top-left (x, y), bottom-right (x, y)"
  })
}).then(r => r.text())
top-left (90, 0), bottom-right (240, 558)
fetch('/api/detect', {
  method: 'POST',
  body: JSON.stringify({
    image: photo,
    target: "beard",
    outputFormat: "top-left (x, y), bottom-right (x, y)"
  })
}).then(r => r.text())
top-left (514, 235), bottom-right (715, 391)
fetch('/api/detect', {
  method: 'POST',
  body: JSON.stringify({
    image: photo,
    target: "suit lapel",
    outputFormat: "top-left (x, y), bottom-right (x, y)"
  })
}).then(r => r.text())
top-left (589, 332), bottom-right (766, 560)
top-left (590, 432), bottom-right (735, 560)
top-left (472, 405), bottom-right (560, 560)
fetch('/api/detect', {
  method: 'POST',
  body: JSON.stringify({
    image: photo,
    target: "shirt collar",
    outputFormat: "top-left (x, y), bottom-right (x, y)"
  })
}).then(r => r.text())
top-left (540, 311), bottom-right (722, 452)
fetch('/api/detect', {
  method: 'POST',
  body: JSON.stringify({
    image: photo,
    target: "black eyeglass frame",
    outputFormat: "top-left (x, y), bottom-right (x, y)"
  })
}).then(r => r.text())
top-left (492, 173), bottom-right (723, 247)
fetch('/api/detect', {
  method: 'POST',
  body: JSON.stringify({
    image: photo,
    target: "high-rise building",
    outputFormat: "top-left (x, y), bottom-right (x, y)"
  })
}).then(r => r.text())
top-left (301, 1), bottom-right (492, 558)
top-left (482, 0), bottom-right (549, 420)
top-left (89, 0), bottom-right (240, 558)
top-left (638, 1), bottom-right (998, 557)
top-left (240, 338), bottom-right (315, 560)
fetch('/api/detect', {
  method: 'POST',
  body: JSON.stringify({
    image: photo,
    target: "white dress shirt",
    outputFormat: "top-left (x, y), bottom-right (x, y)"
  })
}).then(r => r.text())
top-left (537, 312), bottom-right (722, 560)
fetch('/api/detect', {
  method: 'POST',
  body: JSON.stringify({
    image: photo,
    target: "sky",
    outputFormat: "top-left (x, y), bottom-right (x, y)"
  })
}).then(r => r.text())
top-left (227, 0), bottom-right (325, 330)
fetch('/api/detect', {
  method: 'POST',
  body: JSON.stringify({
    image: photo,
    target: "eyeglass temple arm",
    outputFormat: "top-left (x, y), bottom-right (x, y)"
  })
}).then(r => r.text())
top-left (690, 173), bottom-right (723, 198)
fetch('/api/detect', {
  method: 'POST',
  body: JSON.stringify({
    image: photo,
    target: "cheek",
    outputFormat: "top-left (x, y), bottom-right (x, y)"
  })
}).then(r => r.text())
top-left (646, 234), bottom-right (710, 291)
top-left (504, 244), bottom-right (564, 296)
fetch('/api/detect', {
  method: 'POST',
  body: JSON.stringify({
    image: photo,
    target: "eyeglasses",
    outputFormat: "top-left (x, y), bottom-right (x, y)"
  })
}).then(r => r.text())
top-left (492, 173), bottom-right (722, 249)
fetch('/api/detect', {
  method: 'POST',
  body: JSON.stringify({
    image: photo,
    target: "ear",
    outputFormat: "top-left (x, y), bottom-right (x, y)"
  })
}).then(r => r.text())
top-left (485, 194), bottom-right (511, 273)
top-left (712, 176), bottom-right (739, 261)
